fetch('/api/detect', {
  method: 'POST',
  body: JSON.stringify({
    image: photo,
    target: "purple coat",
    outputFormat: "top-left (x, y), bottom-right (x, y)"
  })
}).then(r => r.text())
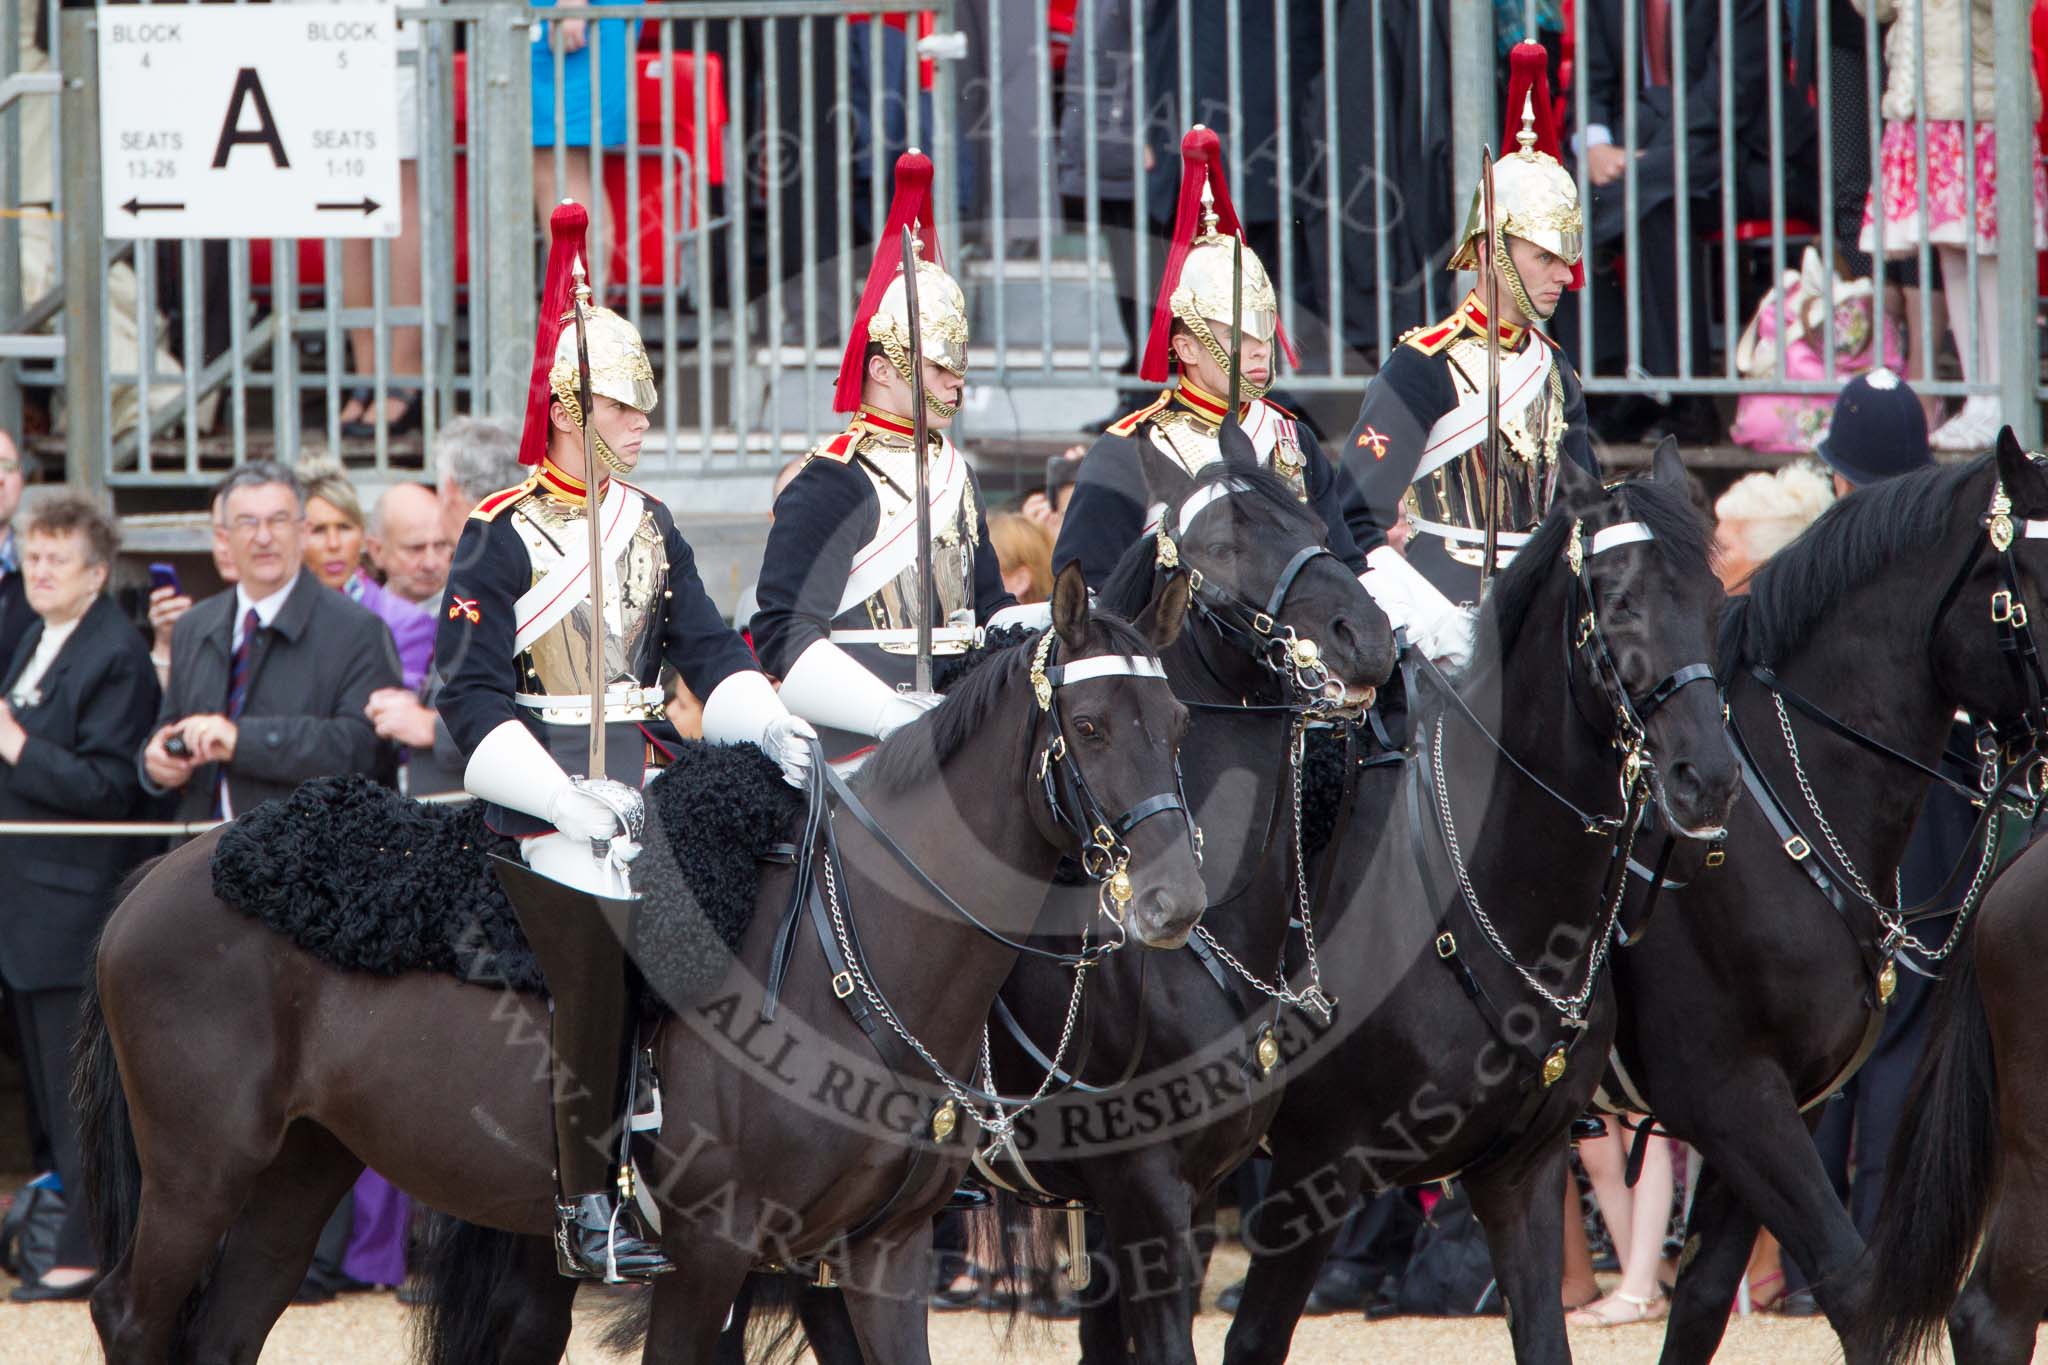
top-left (348, 572), bottom-right (437, 692)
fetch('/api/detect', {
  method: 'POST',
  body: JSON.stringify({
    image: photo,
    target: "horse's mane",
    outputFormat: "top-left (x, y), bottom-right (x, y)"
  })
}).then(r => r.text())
top-left (1471, 467), bottom-right (1712, 669)
top-left (1719, 455), bottom-right (1985, 672)
top-left (1097, 460), bottom-right (1326, 619)
top-left (857, 615), bottom-right (1158, 796)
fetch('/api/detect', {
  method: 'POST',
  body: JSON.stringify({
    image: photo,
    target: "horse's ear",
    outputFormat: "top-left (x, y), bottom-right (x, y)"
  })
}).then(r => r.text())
top-left (1649, 435), bottom-right (1687, 490)
top-left (1144, 571), bottom-right (1192, 651)
top-left (1555, 452), bottom-right (1604, 516)
top-left (1051, 560), bottom-right (1091, 649)
top-left (1219, 414), bottom-right (1259, 472)
top-left (1994, 426), bottom-right (2048, 517)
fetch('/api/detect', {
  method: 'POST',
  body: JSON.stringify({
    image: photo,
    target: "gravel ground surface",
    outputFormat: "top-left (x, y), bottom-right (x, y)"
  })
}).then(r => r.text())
top-left (0, 1241), bottom-right (1949, 1363)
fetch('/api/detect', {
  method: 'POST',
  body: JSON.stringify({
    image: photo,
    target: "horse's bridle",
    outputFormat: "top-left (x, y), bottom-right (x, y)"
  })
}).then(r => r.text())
top-left (1028, 628), bottom-right (1203, 925)
top-left (1929, 475), bottom-right (2048, 775)
top-left (1155, 479), bottom-right (1352, 711)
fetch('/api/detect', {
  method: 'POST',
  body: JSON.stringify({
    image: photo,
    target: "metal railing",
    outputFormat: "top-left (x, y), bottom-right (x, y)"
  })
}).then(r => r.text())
top-left (10, 0), bottom-right (2043, 492)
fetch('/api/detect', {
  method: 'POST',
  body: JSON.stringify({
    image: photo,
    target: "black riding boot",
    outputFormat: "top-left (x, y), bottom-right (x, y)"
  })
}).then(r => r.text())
top-left (494, 856), bottom-right (673, 1283)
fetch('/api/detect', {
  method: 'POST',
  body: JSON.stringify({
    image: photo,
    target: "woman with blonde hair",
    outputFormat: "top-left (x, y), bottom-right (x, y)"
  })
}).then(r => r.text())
top-left (295, 462), bottom-right (434, 691)
top-left (1711, 462), bottom-right (1838, 595)
top-left (988, 511), bottom-right (1054, 605)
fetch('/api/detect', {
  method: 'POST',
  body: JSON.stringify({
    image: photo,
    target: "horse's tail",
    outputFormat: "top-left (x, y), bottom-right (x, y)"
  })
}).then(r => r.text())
top-left (410, 1214), bottom-right (555, 1365)
top-left (597, 1270), bottom-right (811, 1362)
top-left (74, 924), bottom-right (145, 1272)
top-left (981, 1191), bottom-right (1070, 1334)
top-left (1848, 940), bottom-right (1999, 1365)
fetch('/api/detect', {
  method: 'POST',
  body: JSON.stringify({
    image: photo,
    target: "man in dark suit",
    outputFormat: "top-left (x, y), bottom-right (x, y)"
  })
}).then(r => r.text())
top-left (139, 462), bottom-right (399, 820)
top-left (0, 433), bottom-right (35, 669)
top-left (0, 496), bottom-right (160, 1299)
top-left (1568, 0), bottom-right (1819, 441)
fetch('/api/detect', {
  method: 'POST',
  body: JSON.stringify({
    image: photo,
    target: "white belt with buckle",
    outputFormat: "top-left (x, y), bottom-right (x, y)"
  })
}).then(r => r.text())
top-left (829, 626), bottom-right (982, 652)
top-left (514, 684), bottom-right (666, 724)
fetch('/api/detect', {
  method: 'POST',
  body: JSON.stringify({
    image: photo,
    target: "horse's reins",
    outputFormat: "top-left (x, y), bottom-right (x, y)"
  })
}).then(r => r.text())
top-left (1724, 474), bottom-right (2048, 1009)
top-left (768, 628), bottom-right (1193, 1165)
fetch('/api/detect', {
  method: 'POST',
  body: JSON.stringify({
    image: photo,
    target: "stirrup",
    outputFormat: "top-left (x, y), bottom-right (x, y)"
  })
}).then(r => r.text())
top-left (553, 1192), bottom-right (674, 1284)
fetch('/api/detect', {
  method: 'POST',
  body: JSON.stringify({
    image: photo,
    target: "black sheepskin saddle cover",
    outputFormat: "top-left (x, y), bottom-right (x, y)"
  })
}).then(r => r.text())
top-left (212, 742), bottom-right (803, 1002)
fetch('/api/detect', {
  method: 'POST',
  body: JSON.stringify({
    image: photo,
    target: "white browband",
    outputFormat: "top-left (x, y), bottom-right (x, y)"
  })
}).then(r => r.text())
top-left (2023, 519), bottom-right (2048, 540)
top-left (1590, 522), bottom-right (1655, 556)
top-left (1053, 656), bottom-right (1170, 686)
top-left (1175, 479), bottom-right (1252, 531)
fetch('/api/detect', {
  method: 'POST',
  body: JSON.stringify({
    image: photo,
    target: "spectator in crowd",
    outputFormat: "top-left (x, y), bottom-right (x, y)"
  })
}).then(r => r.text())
top-left (366, 419), bottom-right (526, 786)
top-left (138, 462), bottom-right (399, 823)
top-left (145, 486), bottom-right (237, 694)
top-left (989, 511), bottom-right (1054, 604)
top-left (731, 457), bottom-right (806, 632)
top-left (0, 433), bottom-right (32, 668)
top-left (531, 0), bottom-right (642, 217)
top-left (1570, 1122), bottom-right (1677, 1326)
top-left (299, 463), bottom-right (437, 692)
top-left (1571, 0), bottom-right (1818, 444)
top-left (0, 497), bottom-right (159, 1300)
top-left (366, 484), bottom-right (454, 614)
top-left (1711, 462), bottom-right (1837, 595)
top-left (1040, 447), bottom-right (1085, 540)
top-left (1853, 0), bottom-right (2045, 452)
top-left (432, 416), bottom-right (527, 549)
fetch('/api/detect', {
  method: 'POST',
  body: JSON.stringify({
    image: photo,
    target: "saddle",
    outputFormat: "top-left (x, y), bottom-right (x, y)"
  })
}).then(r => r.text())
top-left (212, 744), bottom-right (803, 1008)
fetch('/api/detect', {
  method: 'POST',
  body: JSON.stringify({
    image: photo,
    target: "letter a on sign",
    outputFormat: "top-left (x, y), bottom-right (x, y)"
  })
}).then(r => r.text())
top-left (211, 67), bottom-right (290, 168)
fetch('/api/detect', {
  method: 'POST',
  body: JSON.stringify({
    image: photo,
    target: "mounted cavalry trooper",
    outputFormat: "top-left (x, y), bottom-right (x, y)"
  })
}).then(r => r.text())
top-left (1053, 124), bottom-right (1369, 588)
top-left (1343, 42), bottom-right (1598, 667)
top-left (751, 151), bottom-right (1037, 763)
top-left (436, 202), bottom-right (815, 1283)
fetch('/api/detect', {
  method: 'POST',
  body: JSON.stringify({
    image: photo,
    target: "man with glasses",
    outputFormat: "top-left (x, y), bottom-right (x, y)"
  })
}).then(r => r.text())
top-left (139, 461), bottom-right (400, 822)
top-left (0, 434), bottom-right (34, 670)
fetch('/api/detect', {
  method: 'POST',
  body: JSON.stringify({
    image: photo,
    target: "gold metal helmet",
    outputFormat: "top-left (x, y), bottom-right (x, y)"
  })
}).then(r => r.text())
top-left (1448, 94), bottom-right (1584, 320)
top-left (1169, 188), bottom-right (1281, 398)
top-left (868, 239), bottom-right (970, 417)
top-left (550, 281), bottom-right (657, 475)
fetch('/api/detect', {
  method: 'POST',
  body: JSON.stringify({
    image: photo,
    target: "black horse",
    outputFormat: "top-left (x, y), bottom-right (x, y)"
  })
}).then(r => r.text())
top-left (960, 458), bottom-right (1395, 1365)
top-left (1222, 440), bottom-right (1740, 1365)
top-left (1848, 826), bottom-right (2048, 1365)
top-left (1614, 431), bottom-right (2048, 1364)
top-left (79, 569), bottom-right (1207, 1365)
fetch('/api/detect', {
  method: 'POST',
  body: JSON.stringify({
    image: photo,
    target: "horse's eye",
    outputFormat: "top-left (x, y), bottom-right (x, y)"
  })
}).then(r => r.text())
top-left (1076, 717), bottom-right (1100, 740)
top-left (1200, 542), bottom-right (1236, 562)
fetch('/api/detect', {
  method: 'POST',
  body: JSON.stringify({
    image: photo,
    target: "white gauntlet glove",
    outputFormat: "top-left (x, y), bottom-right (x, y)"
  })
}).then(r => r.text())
top-left (546, 784), bottom-right (626, 844)
top-left (1360, 545), bottom-right (1477, 670)
top-left (876, 690), bottom-right (944, 741)
top-left (702, 669), bottom-right (817, 788)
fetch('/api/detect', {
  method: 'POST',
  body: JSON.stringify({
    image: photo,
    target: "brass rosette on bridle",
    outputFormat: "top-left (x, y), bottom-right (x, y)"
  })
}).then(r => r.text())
top-left (1171, 192), bottom-right (1280, 400)
top-left (549, 303), bottom-right (658, 475)
top-left (870, 247), bottom-right (969, 420)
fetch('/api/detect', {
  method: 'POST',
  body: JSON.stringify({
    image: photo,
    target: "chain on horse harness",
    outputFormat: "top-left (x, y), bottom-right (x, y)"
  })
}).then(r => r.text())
top-left (758, 627), bottom-right (1195, 1203)
top-left (1158, 478), bottom-right (1365, 1029)
top-left (1693, 473), bottom-right (2048, 1116)
top-left (1409, 510), bottom-right (1715, 1137)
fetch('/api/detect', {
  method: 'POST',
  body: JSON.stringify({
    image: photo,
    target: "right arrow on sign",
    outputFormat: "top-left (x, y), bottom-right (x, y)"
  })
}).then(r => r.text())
top-left (122, 198), bottom-right (186, 215)
top-left (315, 197), bottom-right (382, 216)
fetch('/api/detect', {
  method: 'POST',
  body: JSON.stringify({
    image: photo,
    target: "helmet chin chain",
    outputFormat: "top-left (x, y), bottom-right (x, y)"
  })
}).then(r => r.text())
top-left (878, 337), bottom-right (960, 421)
top-left (1491, 234), bottom-right (1551, 324)
top-left (1187, 317), bottom-right (1273, 401)
top-left (554, 389), bottom-right (637, 476)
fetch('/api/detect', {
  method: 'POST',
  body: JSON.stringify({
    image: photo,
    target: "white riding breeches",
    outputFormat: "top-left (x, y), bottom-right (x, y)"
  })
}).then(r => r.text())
top-left (521, 830), bottom-right (634, 899)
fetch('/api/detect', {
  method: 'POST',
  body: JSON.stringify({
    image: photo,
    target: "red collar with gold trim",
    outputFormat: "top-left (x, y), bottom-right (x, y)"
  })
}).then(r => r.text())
top-left (536, 460), bottom-right (605, 506)
top-left (1171, 377), bottom-right (1252, 425)
top-left (853, 404), bottom-right (920, 442)
top-left (1456, 291), bottom-right (1528, 349)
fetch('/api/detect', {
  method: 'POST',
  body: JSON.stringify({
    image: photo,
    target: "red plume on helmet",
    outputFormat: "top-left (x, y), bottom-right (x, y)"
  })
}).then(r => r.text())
top-left (519, 201), bottom-right (590, 467)
top-left (1138, 125), bottom-right (1298, 385)
top-left (834, 150), bottom-right (942, 413)
top-left (1503, 40), bottom-right (1584, 292)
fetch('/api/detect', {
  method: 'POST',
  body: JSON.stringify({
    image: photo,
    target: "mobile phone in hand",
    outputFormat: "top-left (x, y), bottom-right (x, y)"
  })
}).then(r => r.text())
top-left (149, 562), bottom-right (181, 595)
top-left (164, 733), bottom-right (191, 759)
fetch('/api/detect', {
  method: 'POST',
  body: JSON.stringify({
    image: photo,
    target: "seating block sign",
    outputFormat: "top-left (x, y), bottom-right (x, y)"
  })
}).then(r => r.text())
top-left (98, 4), bottom-right (401, 239)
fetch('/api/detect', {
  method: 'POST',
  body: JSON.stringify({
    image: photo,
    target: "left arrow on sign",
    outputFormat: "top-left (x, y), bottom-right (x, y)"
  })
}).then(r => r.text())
top-left (315, 197), bottom-right (382, 216)
top-left (122, 198), bottom-right (187, 214)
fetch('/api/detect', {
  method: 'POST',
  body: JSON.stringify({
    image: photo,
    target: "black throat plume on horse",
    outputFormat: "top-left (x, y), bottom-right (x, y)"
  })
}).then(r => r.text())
top-left (74, 568), bottom-right (1215, 1365)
